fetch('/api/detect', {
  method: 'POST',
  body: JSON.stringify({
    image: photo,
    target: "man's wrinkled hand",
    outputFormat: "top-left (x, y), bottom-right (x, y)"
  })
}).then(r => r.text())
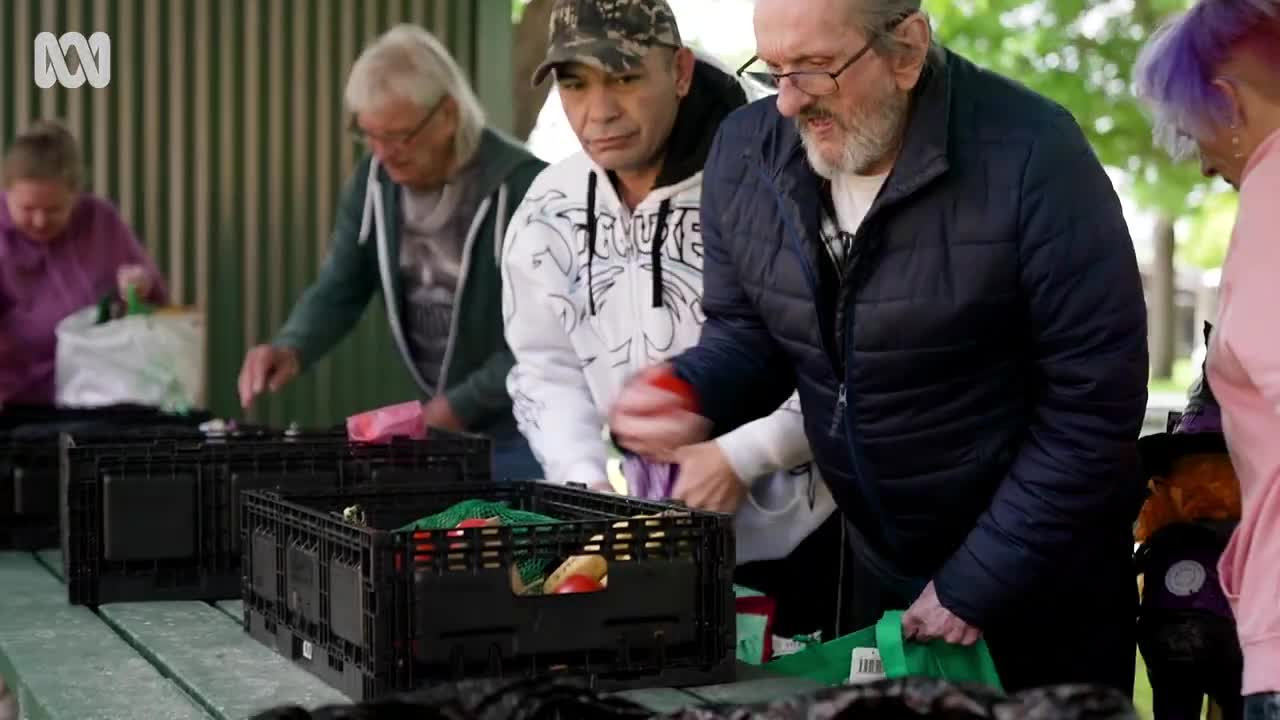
top-left (610, 364), bottom-right (711, 460)
top-left (902, 581), bottom-right (982, 646)
top-left (422, 394), bottom-right (465, 432)
top-left (671, 441), bottom-right (746, 513)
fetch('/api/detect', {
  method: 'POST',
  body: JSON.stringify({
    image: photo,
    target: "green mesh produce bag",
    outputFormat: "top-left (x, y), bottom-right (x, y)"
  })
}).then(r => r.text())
top-left (399, 499), bottom-right (559, 530)
top-left (398, 500), bottom-right (562, 588)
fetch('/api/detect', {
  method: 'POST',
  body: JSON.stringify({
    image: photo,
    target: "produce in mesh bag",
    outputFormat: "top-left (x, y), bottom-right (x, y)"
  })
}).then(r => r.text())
top-left (399, 500), bottom-right (683, 596)
top-left (399, 499), bottom-right (561, 530)
top-left (401, 500), bottom-right (561, 590)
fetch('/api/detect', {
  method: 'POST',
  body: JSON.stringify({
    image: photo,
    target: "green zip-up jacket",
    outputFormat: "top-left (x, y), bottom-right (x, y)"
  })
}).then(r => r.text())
top-left (273, 128), bottom-right (547, 435)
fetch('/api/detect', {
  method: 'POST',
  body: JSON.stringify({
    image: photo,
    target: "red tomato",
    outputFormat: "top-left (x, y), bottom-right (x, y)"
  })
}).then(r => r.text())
top-left (455, 518), bottom-right (496, 529)
top-left (448, 517), bottom-right (499, 543)
top-left (648, 370), bottom-right (699, 413)
top-left (553, 574), bottom-right (604, 594)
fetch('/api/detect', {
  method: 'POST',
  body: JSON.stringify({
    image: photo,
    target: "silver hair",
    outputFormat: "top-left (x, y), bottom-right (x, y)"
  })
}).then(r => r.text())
top-left (845, 0), bottom-right (931, 56)
top-left (344, 24), bottom-right (486, 164)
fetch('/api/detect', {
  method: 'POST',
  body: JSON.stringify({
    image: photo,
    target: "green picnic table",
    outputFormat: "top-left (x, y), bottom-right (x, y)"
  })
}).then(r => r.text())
top-left (0, 551), bottom-right (821, 719)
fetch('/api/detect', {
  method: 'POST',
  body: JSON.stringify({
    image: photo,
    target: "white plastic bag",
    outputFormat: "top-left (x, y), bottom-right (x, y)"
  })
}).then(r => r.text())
top-left (54, 305), bottom-right (206, 411)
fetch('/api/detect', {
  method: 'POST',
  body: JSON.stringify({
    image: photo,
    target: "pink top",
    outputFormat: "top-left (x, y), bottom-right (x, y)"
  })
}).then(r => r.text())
top-left (1209, 126), bottom-right (1280, 695)
top-left (0, 192), bottom-right (167, 406)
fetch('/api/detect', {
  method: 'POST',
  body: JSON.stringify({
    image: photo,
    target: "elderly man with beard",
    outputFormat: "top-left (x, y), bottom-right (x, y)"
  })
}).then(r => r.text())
top-left (608, 0), bottom-right (1150, 693)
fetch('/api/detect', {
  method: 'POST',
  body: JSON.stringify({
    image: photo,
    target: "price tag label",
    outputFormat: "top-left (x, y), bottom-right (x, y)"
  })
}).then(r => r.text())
top-left (848, 647), bottom-right (885, 684)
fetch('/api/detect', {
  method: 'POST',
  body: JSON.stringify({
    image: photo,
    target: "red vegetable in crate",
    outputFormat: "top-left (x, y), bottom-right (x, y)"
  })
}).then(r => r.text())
top-left (455, 518), bottom-right (499, 528)
top-left (553, 574), bottom-right (605, 594)
top-left (647, 368), bottom-right (699, 413)
top-left (447, 517), bottom-right (501, 546)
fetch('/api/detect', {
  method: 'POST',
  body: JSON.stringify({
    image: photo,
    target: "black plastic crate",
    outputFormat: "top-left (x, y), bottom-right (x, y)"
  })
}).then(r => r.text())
top-left (241, 482), bottom-right (736, 701)
top-left (0, 405), bottom-right (212, 550)
top-left (61, 427), bottom-right (491, 605)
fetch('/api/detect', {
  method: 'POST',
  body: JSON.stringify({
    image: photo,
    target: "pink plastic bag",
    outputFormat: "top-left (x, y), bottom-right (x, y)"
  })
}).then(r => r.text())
top-left (346, 400), bottom-right (426, 443)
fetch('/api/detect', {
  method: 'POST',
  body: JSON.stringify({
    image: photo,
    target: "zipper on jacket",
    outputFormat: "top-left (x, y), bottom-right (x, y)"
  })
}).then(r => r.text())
top-left (749, 164), bottom-right (848, 434)
top-left (828, 382), bottom-right (847, 438)
top-left (749, 160), bottom-right (905, 555)
top-left (832, 269), bottom-right (853, 377)
top-left (831, 212), bottom-right (885, 381)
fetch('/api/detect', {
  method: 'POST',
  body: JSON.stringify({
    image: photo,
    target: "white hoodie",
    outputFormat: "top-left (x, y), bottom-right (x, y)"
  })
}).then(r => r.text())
top-left (500, 147), bottom-right (836, 564)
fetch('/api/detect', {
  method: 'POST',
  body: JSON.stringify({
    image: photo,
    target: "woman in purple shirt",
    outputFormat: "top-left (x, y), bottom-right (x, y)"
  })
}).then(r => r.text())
top-left (0, 120), bottom-right (167, 407)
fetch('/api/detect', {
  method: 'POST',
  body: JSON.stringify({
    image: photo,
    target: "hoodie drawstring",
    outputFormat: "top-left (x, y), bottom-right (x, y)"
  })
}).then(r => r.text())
top-left (584, 172), bottom-right (673, 315)
top-left (586, 171), bottom-right (598, 315)
top-left (651, 198), bottom-right (672, 308)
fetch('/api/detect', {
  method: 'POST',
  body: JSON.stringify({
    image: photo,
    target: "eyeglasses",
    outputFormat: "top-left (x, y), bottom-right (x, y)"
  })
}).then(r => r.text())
top-left (735, 14), bottom-right (912, 97)
top-left (348, 98), bottom-right (444, 148)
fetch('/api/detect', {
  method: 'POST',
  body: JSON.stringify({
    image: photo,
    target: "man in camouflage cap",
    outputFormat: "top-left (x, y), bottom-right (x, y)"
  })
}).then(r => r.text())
top-left (503, 0), bottom-right (855, 644)
top-left (531, 0), bottom-right (683, 87)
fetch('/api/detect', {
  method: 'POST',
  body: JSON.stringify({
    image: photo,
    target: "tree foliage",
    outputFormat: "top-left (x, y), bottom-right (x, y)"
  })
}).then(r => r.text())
top-left (927, 0), bottom-right (1231, 377)
top-left (931, 0), bottom-right (1208, 212)
top-left (928, 0), bottom-right (1241, 276)
top-left (927, 0), bottom-right (1216, 218)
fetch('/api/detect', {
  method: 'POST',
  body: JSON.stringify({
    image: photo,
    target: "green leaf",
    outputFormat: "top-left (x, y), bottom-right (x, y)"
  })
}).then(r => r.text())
top-left (928, 0), bottom-right (1232, 230)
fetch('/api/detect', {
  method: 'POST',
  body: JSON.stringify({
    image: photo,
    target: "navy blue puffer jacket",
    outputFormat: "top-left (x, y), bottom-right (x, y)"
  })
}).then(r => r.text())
top-left (671, 48), bottom-right (1149, 628)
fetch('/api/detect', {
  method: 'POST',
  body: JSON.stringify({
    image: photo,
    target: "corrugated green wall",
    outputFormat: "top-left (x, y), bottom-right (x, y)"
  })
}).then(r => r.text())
top-left (1, 0), bottom-right (517, 427)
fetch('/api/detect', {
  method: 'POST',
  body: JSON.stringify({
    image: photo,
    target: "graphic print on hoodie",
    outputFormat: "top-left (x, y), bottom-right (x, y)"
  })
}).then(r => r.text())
top-left (501, 59), bottom-right (836, 564)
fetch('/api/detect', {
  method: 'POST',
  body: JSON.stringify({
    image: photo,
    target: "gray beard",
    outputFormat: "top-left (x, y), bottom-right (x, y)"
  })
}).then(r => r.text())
top-left (799, 88), bottom-right (909, 178)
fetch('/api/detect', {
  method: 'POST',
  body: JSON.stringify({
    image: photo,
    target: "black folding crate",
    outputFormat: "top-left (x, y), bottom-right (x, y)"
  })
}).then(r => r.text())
top-left (61, 427), bottom-right (491, 605)
top-left (241, 482), bottom-right (736, 701)
top-left (0, 404), bottom-right (211, 550)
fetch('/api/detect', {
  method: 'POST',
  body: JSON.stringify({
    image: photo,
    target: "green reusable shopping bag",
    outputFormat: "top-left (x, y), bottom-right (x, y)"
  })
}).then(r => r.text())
top-left (767, 610), bottom-right (1003, 692)
top-left (767, 624), bottom-right (879, 686)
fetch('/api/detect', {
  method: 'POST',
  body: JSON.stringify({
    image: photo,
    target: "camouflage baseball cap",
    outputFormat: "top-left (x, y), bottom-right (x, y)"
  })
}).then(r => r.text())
top-left (531, 0), bottom-right (683, 86)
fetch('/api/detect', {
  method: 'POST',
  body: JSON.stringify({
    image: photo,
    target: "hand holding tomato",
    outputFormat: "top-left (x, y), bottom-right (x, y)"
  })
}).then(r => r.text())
top-left (610, 364), bottom-right (711, 461)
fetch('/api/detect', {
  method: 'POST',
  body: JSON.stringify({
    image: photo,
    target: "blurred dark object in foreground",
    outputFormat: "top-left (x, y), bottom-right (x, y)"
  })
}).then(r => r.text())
top-left (250, 676), bottom-right (1138, 720)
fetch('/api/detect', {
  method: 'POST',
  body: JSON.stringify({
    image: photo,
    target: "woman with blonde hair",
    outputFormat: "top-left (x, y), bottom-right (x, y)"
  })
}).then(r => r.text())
top-left (1136, 1), bottom-right (1280, 715)
top-left (0, 120), bottom-right (166, 407)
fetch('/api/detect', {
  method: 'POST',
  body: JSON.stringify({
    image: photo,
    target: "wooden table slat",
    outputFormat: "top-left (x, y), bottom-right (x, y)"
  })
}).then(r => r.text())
top-left (4, 550), bottom-right (816, 717)
top-left (213, 600), bottom-right (243, 624)
top-left (614, 686), bottom-right (708, 712)
top-left (34, 549), bottom-right (62, 582)
top-left (0, 553), bottom-right (208, 720)
top-left (99, 601), bottom-right (350, 719)
top-left (681, 673), bottom-right (824, 706)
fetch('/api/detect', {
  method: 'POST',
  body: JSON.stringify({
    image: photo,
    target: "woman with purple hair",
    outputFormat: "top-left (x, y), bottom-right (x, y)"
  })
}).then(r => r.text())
top-left (1135, 1), bottom-right (1280, 717)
